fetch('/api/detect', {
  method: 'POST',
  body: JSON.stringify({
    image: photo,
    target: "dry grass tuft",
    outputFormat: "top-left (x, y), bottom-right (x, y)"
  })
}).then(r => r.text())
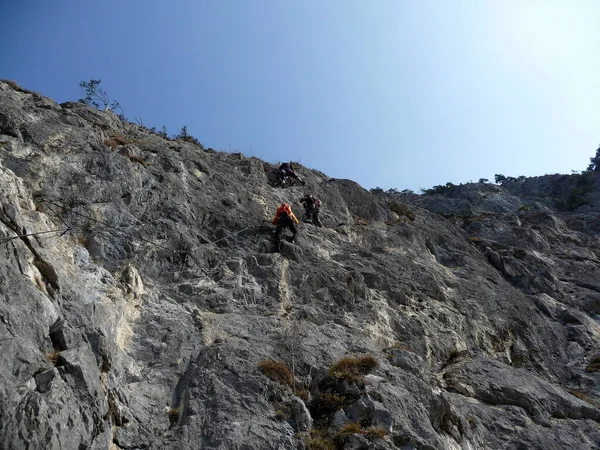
top-left (569, 390), bottom-right (589, 401)
top-left (586, 355), bottom-right (600, 372)
top-left (333, 422), bottom-right (388, 445)
top-left (104, 139), bottom-right (119, 149)
top-left (45, 348), bottom-right (61, 365)
top-left (328, 355), bottom-right (378, 383)
top-left (168, 407), bottom-right (180, 426)
top-left (77, 235), bottom-right (90, 247)
top-left (304, 429), bottom-right (335, 450)
top-left (104, 134), bottom-right (139, 149)
top-left (1, 79), bottom-right (32, 93)
top-left (258, 360), bottom-right (294, 387)
top-left (273, 402), bottom-right (292, 421)
top-left (389, 341), bottom-right (414, 352)
top-left (385, 341), bottom-right (416, 362)
top-left (295, 389), bottom-right (309, 402)
top-left (310, 393), bottom-right (346, 417)
top-left (306, 423), bottom-right (387, 449)
top-left (335, 421), bottom-right (362, 437)
top-left (353, 215), bottom-right (369, 226)
top-left (364, 426), bottom-right (387, 439)
top-left (567, 389), bottom-right (600, 408)
top-left (126, 154), bottom-right (149, 167)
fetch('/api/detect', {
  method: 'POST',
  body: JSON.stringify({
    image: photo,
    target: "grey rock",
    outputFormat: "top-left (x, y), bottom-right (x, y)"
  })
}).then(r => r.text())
top-left (372, 401), bottom-right (394, 432)
top-left (345, 395), bottom-right (376, 422)
top-left (0, 81), bottom-right (600, 449)
top-left (331, 408), bottom-right (350, 428)
top-left (345, 433), bottom-right (372, 449)
top-left (289, 395), bottom-right (313, 431)
top-left (35, 368), bottom-right (56, 393)
top-left (49, 318), bottom-right (80, 350)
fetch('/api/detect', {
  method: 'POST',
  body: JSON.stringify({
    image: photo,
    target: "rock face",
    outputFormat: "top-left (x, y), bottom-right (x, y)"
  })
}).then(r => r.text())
top-left (0, 80), bottom-right (599, 449)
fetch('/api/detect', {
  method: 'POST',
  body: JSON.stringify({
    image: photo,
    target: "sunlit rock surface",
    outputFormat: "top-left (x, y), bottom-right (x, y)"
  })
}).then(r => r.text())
top-left (0, 81), bottom-right (599, 449)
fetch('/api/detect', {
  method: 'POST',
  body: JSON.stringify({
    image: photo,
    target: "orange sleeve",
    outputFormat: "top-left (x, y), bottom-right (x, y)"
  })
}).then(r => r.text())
top-left (291, 212), bottom-right (299, 224)
top-left (272, 214), bottom-right (278, 224)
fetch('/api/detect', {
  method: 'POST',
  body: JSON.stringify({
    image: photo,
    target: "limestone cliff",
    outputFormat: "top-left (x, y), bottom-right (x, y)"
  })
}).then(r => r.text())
top-left (0, 80), bottom-right (599, 449)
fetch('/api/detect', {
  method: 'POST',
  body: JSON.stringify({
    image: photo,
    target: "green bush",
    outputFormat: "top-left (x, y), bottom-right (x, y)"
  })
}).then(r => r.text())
top-left (422, 182), bottom-right (458, 195)
top-left (559, 172), bottom-right (595, 211)
top-left (174, 125), bottom-right (204, 148)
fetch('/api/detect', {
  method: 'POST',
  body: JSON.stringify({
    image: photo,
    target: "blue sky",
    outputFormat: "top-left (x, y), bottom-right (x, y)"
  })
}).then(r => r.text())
top-left (1, 1), bottom-right (599, 191)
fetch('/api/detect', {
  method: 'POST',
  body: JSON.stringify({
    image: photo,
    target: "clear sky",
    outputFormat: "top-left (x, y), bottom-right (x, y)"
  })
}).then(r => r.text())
top-left (1, 1), bottom-right (599, 191)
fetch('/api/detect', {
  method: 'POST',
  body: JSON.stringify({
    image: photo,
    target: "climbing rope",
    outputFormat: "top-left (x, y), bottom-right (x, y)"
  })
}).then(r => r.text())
top-left (40, 199), bottom-right (177, 253)
top-left (0, 227), bottom-right (71, 245)
top-left (0, 198), bottom-right (263, 259)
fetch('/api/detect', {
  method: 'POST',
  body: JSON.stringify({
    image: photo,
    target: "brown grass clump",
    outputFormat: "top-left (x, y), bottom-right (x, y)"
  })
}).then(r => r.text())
top-left (126, 154), bottom-right (148, 167)
top-left (364, 426), bottom-right (387, 439)
top-left (104, 134), bottom-right (139, 149)
top-left (568, 389), bottom-right (593, 404)
top-left (45, 348), bottom-right (61, 365)
top-left (104, 139), bottom-right (119, 149)
top-left (333, 423), bottom-right (388, 445)
top-left (354, 216), bottom-right (369, 226)
top-left (1, 79), bottom-right (32, 93)
top-left (328, 355), bottom-right (378, 383)
top-left (167, 407), bottom-right (180, 427)
top-left (335, 421), bottom-right (362, 438)
top-left (2, 79), bottom-right (21, 90)
top-left (310, 393), bottom-right (346, 417)
top-left (306, 423), bottom-right (387, 449)
top-left (385, 342), bottom-right (416, 363)
top-left (304, 429), bottom-right (336, 450)
top-left (273, 402), bottom-right (292, 421)
top-left (586, 355), bottom-right (600, 372)
top-left (295, 389), bottom-right (309, 402)
top-left (389, 341), bottom-right (414, 352)
top-left (113, 134), bottom-right (134, 145)
top-left (77, 235), bottom-right (90, 247)
top-left (258, 360), bottom-right (294, 387)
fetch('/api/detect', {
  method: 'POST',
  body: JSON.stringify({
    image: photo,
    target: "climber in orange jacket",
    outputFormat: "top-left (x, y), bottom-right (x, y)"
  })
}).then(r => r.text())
top-left (272, 203), bottom-right (299, 250)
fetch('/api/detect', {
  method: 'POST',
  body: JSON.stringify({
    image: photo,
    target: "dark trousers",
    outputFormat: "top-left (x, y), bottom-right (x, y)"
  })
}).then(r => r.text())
top-left (275, 215), bottom-right (297, 244)
top-left (305, 206), bottom-right (322, 227)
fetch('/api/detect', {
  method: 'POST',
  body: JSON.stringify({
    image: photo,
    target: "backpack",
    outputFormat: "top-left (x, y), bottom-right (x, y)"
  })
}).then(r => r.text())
top-left (276, 204), bottom-right (292, 217)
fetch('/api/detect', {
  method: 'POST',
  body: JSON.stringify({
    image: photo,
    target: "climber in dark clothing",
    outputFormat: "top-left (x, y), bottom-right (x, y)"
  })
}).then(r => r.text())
top-left (278, 162), bottom-right (299, 184)
top-left (300, 194), bottom-right (322, 227)
top-left (272, 203), bottom-right (299, 251)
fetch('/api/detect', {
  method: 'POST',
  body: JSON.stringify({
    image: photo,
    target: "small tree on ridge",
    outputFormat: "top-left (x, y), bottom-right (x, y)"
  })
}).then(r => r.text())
top-left (78, 79), bottom-right (122, 114)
